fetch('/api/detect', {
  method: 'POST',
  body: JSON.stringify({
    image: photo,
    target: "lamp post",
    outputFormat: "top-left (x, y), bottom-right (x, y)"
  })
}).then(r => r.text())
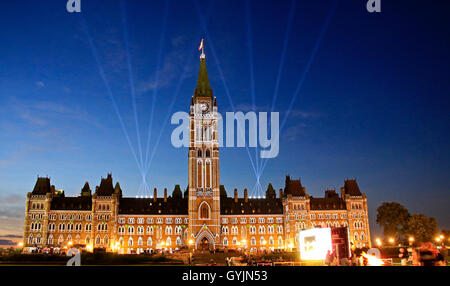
top-left (408, 236), bottom-right (414, 246)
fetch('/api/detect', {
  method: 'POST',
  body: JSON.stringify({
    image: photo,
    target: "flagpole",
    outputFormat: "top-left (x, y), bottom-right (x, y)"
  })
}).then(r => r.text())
top-left (202, 39), bottom-right (204, 57)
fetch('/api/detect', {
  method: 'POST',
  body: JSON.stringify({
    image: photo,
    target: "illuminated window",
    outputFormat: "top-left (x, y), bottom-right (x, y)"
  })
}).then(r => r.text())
top-left (47, 235), bottom-right (53, 245)
top-left (199, 202), bottom-right (210, 219)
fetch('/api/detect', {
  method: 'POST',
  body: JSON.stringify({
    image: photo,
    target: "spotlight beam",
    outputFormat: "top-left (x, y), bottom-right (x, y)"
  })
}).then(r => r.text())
top-left (258, 0), bottom-right (297, 178)
top-left (146, 54), bottom-right (195, 174)
top-left (144, 1), bottom-right (215, 177)
top-left (245, 0), bottom-right (261, 195)
top-left (120, 0), bottom-right (145, 171)
top-left (259, 0), bottom-right (338, 177)
top-left (144, 0), bottom-right (170, 173)
top-left (193, 0), bottom-right (259, 179)
top-left (80, 17), bottom-right (142, 172)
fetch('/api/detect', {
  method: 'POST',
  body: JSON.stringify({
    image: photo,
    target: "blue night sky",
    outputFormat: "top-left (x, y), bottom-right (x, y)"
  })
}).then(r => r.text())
top-left (0, 0), bottom-right (449, 241)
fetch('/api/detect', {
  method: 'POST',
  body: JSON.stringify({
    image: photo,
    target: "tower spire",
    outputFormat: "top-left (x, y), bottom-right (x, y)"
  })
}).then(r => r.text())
top-left (194, 39), bottom-right (212, 97)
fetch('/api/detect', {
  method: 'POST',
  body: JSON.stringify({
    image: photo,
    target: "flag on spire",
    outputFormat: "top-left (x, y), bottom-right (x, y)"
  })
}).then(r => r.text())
top-left (198, 39), bottom-right (204, 51)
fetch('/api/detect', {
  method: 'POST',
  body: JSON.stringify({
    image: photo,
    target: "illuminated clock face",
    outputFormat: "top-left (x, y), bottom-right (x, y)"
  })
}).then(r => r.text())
top-left (200, 103), bottom-right (209, 112)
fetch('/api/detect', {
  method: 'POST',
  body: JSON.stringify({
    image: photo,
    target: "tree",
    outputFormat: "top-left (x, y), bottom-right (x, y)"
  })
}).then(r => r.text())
top-left (406, 214), bottom-right (438, 243)
top-left (266, 183), bottom-right (276, 198)
top-left (376, 202), bottom-right (410, 238)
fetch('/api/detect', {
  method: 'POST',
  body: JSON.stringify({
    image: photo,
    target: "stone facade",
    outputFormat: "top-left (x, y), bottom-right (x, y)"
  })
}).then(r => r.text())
top-left (23, 53), bottom-right (371, 254)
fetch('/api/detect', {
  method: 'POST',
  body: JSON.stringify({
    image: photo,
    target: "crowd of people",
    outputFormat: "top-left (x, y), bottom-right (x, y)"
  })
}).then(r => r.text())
top-left (406, 242), bottom-right (447, 266)
top-left (324, 242), bottom-right (448, 266)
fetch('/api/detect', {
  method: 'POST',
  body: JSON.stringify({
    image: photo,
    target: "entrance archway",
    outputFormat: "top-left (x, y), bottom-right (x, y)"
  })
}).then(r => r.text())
top-left (195, 231), bottom-right (215, 250)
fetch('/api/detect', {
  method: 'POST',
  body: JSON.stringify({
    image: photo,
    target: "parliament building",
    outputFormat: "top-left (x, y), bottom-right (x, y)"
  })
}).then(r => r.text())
top-left (23, 52), bottom-right (371, 254)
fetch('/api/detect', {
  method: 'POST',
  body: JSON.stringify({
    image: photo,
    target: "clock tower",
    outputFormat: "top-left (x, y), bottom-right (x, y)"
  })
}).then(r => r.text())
top-left (188, 50), bottom-right (220, 250)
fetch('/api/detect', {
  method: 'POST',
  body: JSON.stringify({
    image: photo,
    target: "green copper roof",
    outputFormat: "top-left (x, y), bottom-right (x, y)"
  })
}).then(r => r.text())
top-left (194, 57), bottom-right (212, 97)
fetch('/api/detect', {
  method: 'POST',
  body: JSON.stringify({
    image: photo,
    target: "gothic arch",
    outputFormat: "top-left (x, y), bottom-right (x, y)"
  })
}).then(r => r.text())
top-left (195, 229), bottom-right (215, 250)
top-left (198, 201), bottom-right (211, 219)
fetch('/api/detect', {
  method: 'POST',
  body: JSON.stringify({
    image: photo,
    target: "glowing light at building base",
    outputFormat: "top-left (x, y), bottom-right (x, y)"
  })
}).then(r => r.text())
top-left (299, 228), bottom-right (332, 261)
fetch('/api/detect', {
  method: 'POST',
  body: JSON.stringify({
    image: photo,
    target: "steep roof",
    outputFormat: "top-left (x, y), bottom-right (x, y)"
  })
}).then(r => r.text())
top-left (220, 198), bottom-right (283, 215)
top-left (50, 196), bottom-right (92, 211)
top-left (310, 189), bottom-right (347, 210)
top-left (32, 177), bottom-right (52, 195)
top-left (118, 197), bottom-right (188, 215)
top-left (194, 57), bottom-right (212, 98)
top-left (95, 174), bottom-right (115, 196)
top-left (310, 197), bottom-right (346, 210)
top-left (284, 176), bottom-right (306, 197)
top-left (343, 179), bottom-right (362, 196)
top-left (81, 182), bottom-right (91, 196)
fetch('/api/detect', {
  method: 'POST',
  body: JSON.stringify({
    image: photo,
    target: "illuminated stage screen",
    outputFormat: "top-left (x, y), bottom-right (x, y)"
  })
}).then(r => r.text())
top-left (299, 228), bottom-right (332, 261)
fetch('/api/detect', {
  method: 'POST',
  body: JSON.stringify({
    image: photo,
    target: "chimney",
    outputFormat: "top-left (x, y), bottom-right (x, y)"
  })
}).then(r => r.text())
top-left (153, 188), bottom-right (157, 202)
top-left (164, 188), bottom-right (167, 202)
top-left (234, 189), bottom-right (238, 203)
top-left (279, 188), bottom-right (283, 198)
top-left (244, 189), bottom-right (248, 202)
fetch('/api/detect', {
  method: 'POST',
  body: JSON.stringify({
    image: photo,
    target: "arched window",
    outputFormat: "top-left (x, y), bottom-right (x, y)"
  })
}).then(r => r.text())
top-left (232, 237), bottom-right (237, 245)
top-left (223, 237), bottom-right (228, 246)
top-left (278, 236), bottom-right (283, 246)
top-left (147, 237), bottom-right (152, 246)
top-left (176, 237), bottom-right (182, 245)
top-left (222, 226), bottom-right (229, 234)
top-left (260, 237), bottom-right (265, 245)
top-left (96, 235), bottom-right (101, 245)
top-left (166, 237), bottom-right (171, 246)
top-left (199, 202), bottom-right (210, 219)
top-left (27, 234), bottom-right (34, 245)
top-left (48, 235), bottom-right (54, 245)
top-left (269, 236), bottom-right (274, 245)
top-left (354, 232), bottom-right (359, 241)
top-left (251, 237), bottom-right (256, 246)
top-left (119, 237), bottom-right (124, 247)
top-left (138, 237), bottom-right (143, 246)
top-left (85, 236), bottom-right (90, 245)
top-left (104, 236), bottom-right (109, 245)
top-left (198, 150), bottom-right (202, 157)
top-left (205, 150), bottom-right (210, 157)
top-left (128, 237), bottom-right (133, 246)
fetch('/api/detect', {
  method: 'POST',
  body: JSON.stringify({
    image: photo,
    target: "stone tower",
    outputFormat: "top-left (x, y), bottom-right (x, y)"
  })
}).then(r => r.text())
top-left (188, 49), bottom-right (220, 250)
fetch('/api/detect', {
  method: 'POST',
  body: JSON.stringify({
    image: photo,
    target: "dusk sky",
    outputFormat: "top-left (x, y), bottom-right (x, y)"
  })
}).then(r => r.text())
top-left (0, 0), bottom-right (449, 246)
